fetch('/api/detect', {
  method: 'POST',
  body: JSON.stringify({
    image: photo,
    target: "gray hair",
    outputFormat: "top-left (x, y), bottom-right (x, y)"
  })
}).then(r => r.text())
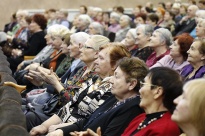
top-left (136, 24), bottom-right (154, 36)
top-left (196, 10), bottom-right (205, 19)
top-left (127, 29), bottom-right (137, 39)
top-left (154, 28), bottom-right (173, 46)
top-left (89, 22), bottom-right (104, 35)
top-left (70, 32), bottom-right (89, 45)
top-left (78, 14), bottom-right (92, 26)
top-left (120, 15), bottom-right (131, 23)
top-left (110, 12), bottom-right (121, 23)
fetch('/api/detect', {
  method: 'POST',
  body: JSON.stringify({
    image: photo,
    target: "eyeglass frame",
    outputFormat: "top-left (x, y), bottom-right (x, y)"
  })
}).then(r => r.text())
top-left (140, 81), bottom-right (159, 88)
top-left (79, 44), bottom-right (95, 50)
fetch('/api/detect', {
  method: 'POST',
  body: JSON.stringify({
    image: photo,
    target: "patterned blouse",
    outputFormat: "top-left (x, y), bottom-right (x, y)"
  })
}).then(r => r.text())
top-left (57, 77), bottom-right (112, 123)
top-left (59, 66), bottom-right (97, 106)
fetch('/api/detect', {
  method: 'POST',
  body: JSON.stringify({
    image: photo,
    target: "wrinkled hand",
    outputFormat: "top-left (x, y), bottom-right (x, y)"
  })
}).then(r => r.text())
top-left (24, 63), bottom-right (40, 71)
top-left (25, 70), bottom-right (44, 86)
top-left (38, 67), bottom-right (61, 86)
top-left (30, 124), bottom-right (48, 136)
top-left (46, 129), bottom-right (63, 136)
top-left (70, 127), bottom-right (101, 136)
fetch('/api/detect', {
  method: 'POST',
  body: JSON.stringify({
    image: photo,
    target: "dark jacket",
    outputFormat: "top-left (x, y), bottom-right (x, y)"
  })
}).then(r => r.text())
top-left (60, 95), bottom-right (144, 136)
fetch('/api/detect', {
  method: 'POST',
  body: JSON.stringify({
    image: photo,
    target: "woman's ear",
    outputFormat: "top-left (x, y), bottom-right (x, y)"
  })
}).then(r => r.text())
top-left (128, 79), bottom-right (137, 91)
top-left (153, 87), bottom-right (163, 99)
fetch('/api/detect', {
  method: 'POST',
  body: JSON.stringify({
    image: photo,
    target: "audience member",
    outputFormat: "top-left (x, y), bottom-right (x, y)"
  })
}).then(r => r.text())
top-left (172, 78), bottom-right (205, 136)
top-left (151, 33), bottom-right (193, 72)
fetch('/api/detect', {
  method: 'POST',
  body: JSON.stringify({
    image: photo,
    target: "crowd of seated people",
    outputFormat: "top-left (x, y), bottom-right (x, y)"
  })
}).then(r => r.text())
top-left (1, 0), bottom-right (205, 136)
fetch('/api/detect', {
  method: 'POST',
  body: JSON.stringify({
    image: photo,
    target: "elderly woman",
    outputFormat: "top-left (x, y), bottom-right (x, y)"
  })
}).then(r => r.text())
top-left (151, 33), bottom-right (194, 72)
top-left (30, 43), bottom-right (132, 136)
top-left (76, 14), bottom-right (92, 33)
top-left (121, 28), bottom-right (138, 56)
top-left (134, 24), bottom-right (153, 61)
top-left (180, 38), bottom-right (205, 82)
top-left (114, 15), bottom-right (131, 42)
top-left (122, 67), bottom-right (182, 136)
top-left (26, 35), bottom-right (109, 131)
top-left (146, 28), bottom-right (172, 67)
top-left (195, 18), bottom-right (205, 39)
top-left (108, 12), bottom-right (121, 33)
top-left (47, 57), bottom-right (148, 136)
top-left (172, 79), bottom-right (205, 136)
top-left (88, 22), bottom-right (104, 35)
top-left (8, 13), bottom-right (47, 73)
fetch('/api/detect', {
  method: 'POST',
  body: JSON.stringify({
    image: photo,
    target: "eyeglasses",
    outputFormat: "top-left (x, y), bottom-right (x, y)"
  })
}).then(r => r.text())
top-left (79, 44), bottom-right (95, 50)
top-left (140, 81), bottom-right (159, 88)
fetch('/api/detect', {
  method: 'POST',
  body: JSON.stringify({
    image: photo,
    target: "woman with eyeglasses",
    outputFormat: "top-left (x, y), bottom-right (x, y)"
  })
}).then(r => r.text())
top-left (121, 67), bottom-right (182, 136)
top-left (46, 57), bottom-right (148, 136)
top-left (30, 43), bottom-right (133, 136)
top-left (79, 67), bottom-right (183, 136)
top-left (28, 35), bottom-right (110, 133)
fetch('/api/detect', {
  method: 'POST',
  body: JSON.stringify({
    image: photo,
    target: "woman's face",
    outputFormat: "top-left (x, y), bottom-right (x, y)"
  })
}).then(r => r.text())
top-left (119, 17), bottom-right (128, 28)
top-left (136, 27), bottom-right (149, 47)
top-left (124, 32), bottom-right (136, 47)
top-left (196, 21), bottom-right (205, 38)
top-left (134, 17), bottom-right (145, 26)
top-left (79, 38), bottom-right (97, 63)
top-left (51, 36), bottom-right (63, 50)
top-left (139, 76), bottom-right (157, 111)
top-left (187, 41), bottom-right (204, 64)
top-left (109, 16), bottom-right (117, 25)
top-left (88, 25), bottom-right (97, 35)
top-left (67, 38), bottom-right (80, 58)
top-left (170, 39), bottom-right (181, 58)
top-left (110, 66), bottom-right (131, 100)
top-left (44, 34), bottom-right (53, 45)
top-left (94, 47), bottom-right (112, 77)
top-left (29, 20), bottom-right (41, 32)
top-left (60, 40), bottom-right (69, 55)
top-left (164, 12), bottom-right (171, 21)
top-left (149, 31), bottom-right (162, 47)
top-left (171, 86), bottom-right (191, 124)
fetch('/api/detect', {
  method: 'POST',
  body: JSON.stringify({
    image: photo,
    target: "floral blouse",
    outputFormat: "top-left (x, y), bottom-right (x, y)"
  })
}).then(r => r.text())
top-left (57, 78), bottom-right (112, 123)
top-left (59, 66), bottom-right (97, 106)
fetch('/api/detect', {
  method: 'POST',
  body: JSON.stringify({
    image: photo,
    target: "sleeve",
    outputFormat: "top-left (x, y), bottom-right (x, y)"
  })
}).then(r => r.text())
top-left (22, 33), bottom-right (45, 56)
top-left (59, 119), bottom-right (87, 136)
top-left (150, 55), bottom-right (169, 69)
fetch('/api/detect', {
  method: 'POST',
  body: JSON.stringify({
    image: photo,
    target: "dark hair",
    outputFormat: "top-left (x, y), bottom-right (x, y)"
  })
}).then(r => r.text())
top-left (80, 5), bottom-right (87, 14)
top-left (32, 13), bottom-right (47, 30)
top-left (148, 67), bottom-right (183, 113)
top-left (118, 57), bottom-right (148, 92)
top-left (199, 0), bottom-right (205, 5)
top-left (166, 10), bottom-right (175, 19)
top-left (147, 13), bottom-right (159, 24)
top-left (25, 15), bottom-right (32, 24)
top-left (116, 6), bottom-right (124, 13)
top-left (174, 33), bottom-right (194, 60)
top-left (136, 13), bottom-right (147, 22)
top-left (158, 2), bottom-right (166, 9)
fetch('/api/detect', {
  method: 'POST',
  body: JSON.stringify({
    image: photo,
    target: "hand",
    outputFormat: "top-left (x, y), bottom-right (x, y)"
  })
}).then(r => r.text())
top-left (38, 67), bottom-right (61, 86)
top-left (48, 122), bottom-right (74, 133)
top-left (70, 127), bottom-right (101, 136)
top-left (11, 49), bottom-right (22, 57)
top-left (30, 124), bottom-right (47, 136)
top-left (25, 70), bottom-right (44, 86)
top-left (46, 129), bottom-right (63, 136)
top-left (25, 63), bottom-right (40, 71)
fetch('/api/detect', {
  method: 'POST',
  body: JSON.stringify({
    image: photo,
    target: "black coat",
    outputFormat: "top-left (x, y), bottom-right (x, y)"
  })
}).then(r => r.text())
top-left (60, 95), bottom-right (144, 136)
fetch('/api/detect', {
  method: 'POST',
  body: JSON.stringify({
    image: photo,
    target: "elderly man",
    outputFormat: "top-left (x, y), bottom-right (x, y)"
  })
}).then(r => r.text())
top-left (174, 4), bottom-right (199, 36)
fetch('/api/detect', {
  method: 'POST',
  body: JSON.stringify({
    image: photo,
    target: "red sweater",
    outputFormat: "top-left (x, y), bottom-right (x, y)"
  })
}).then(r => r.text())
top-left (122, 112), bottom-right (180, 136)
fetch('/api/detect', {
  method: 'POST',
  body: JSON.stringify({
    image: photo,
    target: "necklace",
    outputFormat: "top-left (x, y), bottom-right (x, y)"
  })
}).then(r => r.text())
top-left (137, 111), bottom-right (166, 131)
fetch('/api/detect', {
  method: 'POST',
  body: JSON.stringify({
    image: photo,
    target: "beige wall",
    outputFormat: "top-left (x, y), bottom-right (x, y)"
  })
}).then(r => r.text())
top-left (0, 0), bottom-right (187, 30)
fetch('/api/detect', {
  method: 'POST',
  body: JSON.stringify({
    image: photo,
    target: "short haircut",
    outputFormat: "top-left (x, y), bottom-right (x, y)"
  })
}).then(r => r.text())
top-left (148, 67), bottom-right (183, 113)
top-left (89, 22), bottom-right (104, 35)
top-left (154, 28), bottom-right (173, 46)
top-left (173, 33), bottom-right (194, 60)
top-left (70, 32), bottom-right (89, 45)
top-left (147, 13), bottom-right (159, 24)
top-left (118, 57), bottom-right (148, 92)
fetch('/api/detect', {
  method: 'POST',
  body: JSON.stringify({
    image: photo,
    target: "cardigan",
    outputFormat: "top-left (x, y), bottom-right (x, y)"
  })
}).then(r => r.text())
top-left (122, 112), bottom-right (180, 136)
top-left (60, 95), bottom-right (144, 136)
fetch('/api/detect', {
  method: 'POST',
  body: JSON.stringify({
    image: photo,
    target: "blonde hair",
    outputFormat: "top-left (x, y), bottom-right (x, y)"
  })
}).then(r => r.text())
top-left (47, 24), bottom-right (71, 38)
top-left (89, 35), bottom-right (110, 51)
top-left (184, 79), bottom-right (205, 135)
